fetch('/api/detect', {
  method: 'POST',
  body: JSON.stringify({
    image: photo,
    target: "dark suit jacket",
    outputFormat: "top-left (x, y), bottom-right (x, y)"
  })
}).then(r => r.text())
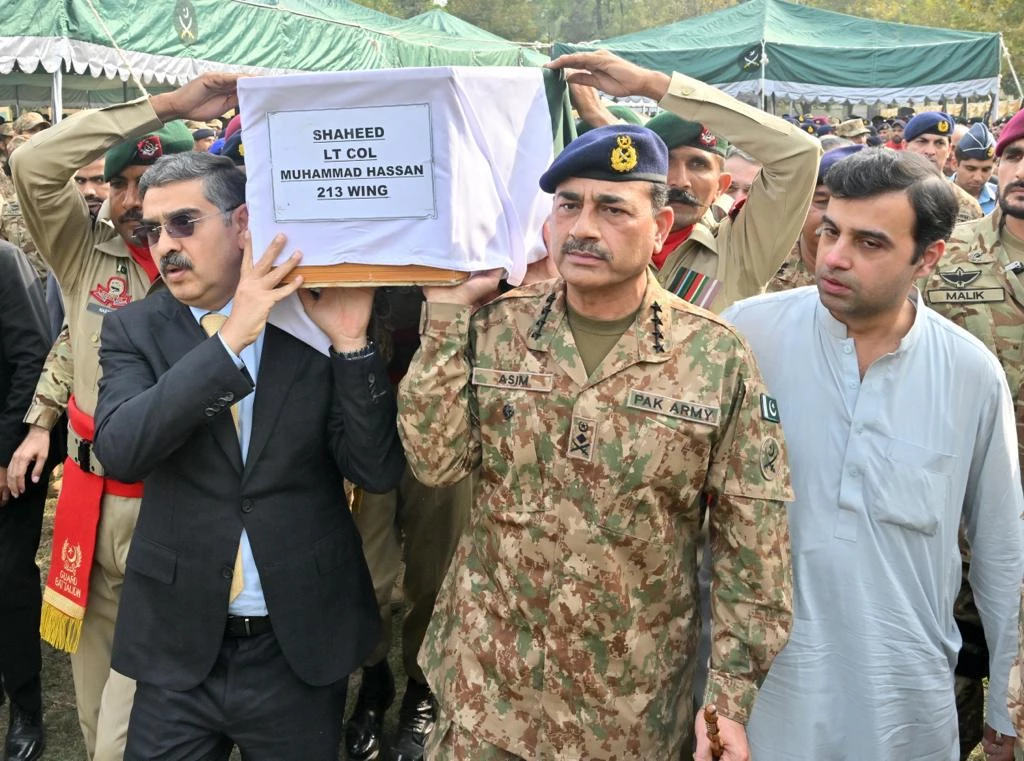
top-left (0, 242), bottom-right (50, 466)
top-left (94, 288), bottom-right (404, 690)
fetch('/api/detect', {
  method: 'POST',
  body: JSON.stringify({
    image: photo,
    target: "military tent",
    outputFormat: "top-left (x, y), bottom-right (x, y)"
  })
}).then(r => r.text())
top-left (552, 0), bottom-right (1005, 106)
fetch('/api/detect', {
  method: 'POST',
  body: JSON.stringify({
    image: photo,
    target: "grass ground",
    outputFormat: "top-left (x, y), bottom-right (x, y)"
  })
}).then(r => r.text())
top-left (0, 469), bottom-right (990, 760)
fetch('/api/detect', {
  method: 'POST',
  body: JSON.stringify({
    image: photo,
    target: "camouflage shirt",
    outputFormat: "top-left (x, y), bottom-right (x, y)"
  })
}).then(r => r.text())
top-left (951, 180), bottom-right (984, 225)
top-left (24, 323), bottom-right (72, 430)
top-left (0, 172), bottom-right (47, 281)
top-left (1009, 582), bottom-right (1024, 737)
top-left (398, 273), bottom-right (794, 759)
top-left (764, 241), bottom-right (816, 294)
top-left (922, 209), bottom-right (1024, 470)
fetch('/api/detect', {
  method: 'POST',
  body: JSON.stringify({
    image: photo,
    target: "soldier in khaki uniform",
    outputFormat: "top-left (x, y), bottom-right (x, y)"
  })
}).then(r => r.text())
top-left (550, 50), bottom-right (819, 314)
top-left (399, 119), bottom-right (793, 760)
top-left (765, 144), bottom-right (866, 293)
top-left (921, 108), bottom-right (1024, 761)
top-left (7, 94), bottom-right (196, 760)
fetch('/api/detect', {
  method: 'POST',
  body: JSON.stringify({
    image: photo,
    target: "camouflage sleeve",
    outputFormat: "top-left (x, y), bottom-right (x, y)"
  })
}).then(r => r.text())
top-left (1008, 582), bottom-right (1024, 737)
top-left (397, 301), bottom-right (480, 488)
top-left (23, 323), bottom-right (73, 429)
top-left (702, 347), bottom-right (794, 724)
top-left (0, 201), bottom-right (47, 281)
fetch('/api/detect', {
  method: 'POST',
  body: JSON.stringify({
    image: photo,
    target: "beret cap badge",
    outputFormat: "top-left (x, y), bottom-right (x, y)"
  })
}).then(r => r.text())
top-left (136, 135), bottom-right (163, 160)
top-left (937, 119), bottom-right (950, 134)
top-left (610, 134), bottom-right (639, 173)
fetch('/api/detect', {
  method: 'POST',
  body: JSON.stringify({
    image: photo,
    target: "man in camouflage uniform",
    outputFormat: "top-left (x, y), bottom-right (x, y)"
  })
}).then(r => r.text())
top-left (1010, 585), bottom-right (1024, 760)
top-left (6, 83), bottom-right (200, 761)
top-left (398, 122), bottom-right (793, 761)
top-left (903, 111), bottom-right (984, 224)
top-left (548, 51), bottom-right (819, 314)
top-left (921, 107), bottom-right (1024, 761)
top-left (765, 145), bottom-right (865, 293)
top-left (1, 134), bottom-right (48, 282)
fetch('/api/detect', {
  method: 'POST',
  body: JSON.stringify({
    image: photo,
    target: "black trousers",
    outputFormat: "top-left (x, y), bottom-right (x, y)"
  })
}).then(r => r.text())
top-left (124, 630), bottom-right (348, 761)
top-left (0, 465), bottom-right (50, 715)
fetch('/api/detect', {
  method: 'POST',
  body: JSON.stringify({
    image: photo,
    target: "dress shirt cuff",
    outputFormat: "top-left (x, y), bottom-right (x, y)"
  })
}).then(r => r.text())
top-left (215, 333), bottom-right (245, 370)
top-left (704, 669), bottom-right (758, 724)
top-left (23, 404), bottom-right (59, 430)
top-left (419, 301), bottom-right (471, 339)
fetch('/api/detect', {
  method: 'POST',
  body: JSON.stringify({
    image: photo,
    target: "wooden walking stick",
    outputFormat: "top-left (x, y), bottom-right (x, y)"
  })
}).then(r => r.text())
top-left (704, 704), bottom-right (724, 759)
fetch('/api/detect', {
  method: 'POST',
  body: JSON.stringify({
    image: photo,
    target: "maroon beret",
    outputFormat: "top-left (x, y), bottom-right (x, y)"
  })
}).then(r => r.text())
top-left (996, 110), bottom-right (1024, 157)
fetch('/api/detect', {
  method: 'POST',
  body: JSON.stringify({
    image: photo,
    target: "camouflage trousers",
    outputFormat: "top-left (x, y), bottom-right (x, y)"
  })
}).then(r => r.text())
top-left (427, 719), bottom-right (523, 761)
top-left (955, 675), bottom-right (984, 761)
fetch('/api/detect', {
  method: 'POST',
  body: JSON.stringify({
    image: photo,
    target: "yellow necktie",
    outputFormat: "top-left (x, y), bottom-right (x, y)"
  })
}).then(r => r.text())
top-left (200, 312), bottom-right (245, 603)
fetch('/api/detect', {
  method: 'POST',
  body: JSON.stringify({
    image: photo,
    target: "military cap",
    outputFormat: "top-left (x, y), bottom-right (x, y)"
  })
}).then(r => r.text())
top-left (866, 134), bottom-right (885, 147)
top-left (996, 110), bottom-right (1024, 156)
top-left (835, 118), bottom-right (869, 138)
top-left (956, 122), bottom-right (996, 161)
top-left (104, 120), bottom-right (193, 181)
top-left (0, 123), bottom-right (13, 138)
top-left (192, 127), bottom-right (216, 140)
top-left (815, 124), bottom-right (835, 137)
top-left (890, 118), bottom-right (907, 129)
top-left (819, 144), bottom-right (865, 184)
top-left (220, 130), bottom-right (245, 166)
top-left (903, 112), bottom-right (955, 143)
top-left (539, 124), bottom-right (667, 194)
top-left (224, 114), bottom-right (242, 140)
top-left (645, 112), bottom-right (727, 156)
top-left (576, 105), bottom-right (645, 136)
top-left (13, 112), bottom-right (50, 135)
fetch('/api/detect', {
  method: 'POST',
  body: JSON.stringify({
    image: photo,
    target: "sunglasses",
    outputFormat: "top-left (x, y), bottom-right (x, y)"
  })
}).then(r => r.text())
top-left (132, 205), bottom-right (241, 247)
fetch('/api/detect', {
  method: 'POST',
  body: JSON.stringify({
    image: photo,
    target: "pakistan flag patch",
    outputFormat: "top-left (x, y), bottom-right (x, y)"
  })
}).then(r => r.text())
top-left (760, 394), bottom-right (780, 423)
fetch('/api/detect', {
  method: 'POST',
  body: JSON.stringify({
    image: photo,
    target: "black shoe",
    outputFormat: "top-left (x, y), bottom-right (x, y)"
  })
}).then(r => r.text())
top-left (391, 679), bottom-right (437, 761)
top-left (345, 661), bottom-right (395, 761)
top-left (4, 703), bottom-right (44, 761)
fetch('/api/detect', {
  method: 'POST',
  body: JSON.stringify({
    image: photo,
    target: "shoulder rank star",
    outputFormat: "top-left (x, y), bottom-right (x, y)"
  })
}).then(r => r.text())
top-left (611, 135), bottom-right (638, 173)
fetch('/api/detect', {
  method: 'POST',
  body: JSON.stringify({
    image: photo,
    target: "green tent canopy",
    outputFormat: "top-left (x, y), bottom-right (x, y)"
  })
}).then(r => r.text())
top-left (0, 0), bottom-right (555, 107)
top-left (552, 0), bottom-right (1002, 106)
top-left (396, 9), bottom-right (548, 67)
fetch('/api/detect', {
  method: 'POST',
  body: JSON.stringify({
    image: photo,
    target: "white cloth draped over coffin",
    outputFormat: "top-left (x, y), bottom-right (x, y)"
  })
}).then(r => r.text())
top-left (238, 67), bottom-right (554, 354)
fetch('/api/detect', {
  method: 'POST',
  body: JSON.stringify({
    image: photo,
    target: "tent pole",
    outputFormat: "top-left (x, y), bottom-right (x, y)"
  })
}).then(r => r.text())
top-left (52, 68), bottom-right (64, 124)
top-left (1002, 38), bottom-right (1023, 104)
top-left (760, 40), bottom-right (767, 111)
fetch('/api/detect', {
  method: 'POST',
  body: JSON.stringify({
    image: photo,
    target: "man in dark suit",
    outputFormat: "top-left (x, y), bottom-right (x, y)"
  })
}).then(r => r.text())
top-left (0, 240), bottom-right (54, 761)
top-left (93, 147), bottom-right (405, 760)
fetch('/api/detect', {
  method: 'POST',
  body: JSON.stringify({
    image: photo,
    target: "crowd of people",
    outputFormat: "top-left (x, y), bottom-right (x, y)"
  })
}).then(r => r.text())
top-left (0, 47), bottom-right (1022, 761)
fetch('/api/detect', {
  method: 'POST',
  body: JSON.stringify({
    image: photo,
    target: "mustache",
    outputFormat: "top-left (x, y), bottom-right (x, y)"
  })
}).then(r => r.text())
top-left (1001, 181), bottom-right (1024, 199)
top-left (118, 208), bottom-right (142, 225)
top-left (158, 252), bottom-right (194, 275)
top-left (561, 238), bottom-right (611, 261)
top-left (667, 188), bottom-right (702, 207)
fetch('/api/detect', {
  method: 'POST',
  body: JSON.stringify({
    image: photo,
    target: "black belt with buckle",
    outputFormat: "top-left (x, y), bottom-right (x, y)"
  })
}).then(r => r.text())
top-left (225, 615), bottom-right (272, 638)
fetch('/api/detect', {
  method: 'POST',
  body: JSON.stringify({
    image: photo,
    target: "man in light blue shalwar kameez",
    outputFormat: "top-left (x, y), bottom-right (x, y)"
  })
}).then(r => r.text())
top-left (724, 149), bottom-right (1023, 761)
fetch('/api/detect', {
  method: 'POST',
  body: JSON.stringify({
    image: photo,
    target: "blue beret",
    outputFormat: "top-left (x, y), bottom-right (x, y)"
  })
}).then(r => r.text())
top-left (956, 122), bottom-right (995, 161)
top-left (540, 125), bottom-right (668, 194)
top-left (815, 124), bottom-right (834, 137)
top-left (903, 112), bottom-right (955, 143)
top-left (819, 144), bottom-right (865, 184)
